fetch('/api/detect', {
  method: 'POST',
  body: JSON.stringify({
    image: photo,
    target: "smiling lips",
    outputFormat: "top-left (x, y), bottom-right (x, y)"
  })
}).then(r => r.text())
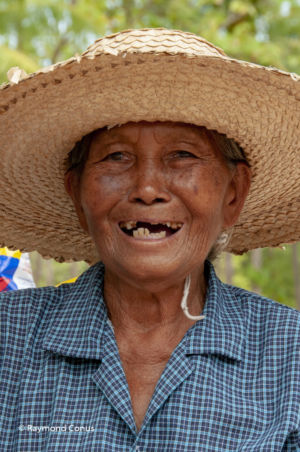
top-left (119, 220), bottom-right (183, 239)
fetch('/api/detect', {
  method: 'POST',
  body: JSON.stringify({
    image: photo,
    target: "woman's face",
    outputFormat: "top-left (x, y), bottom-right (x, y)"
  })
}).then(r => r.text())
top-left (66, 122), bottom-right (250, 287)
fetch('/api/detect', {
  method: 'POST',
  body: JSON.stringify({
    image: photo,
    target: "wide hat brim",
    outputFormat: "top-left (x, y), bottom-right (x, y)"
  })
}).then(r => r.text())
top-left (0, 28), bottom-right (299, 263)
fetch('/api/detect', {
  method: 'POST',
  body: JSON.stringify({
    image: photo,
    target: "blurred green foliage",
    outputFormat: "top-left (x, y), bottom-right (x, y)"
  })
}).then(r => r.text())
top-left (233, 247), bottom-right (298, 308)
top-left (30, 252), bottom-right (89, 287)
top-left (0, 0), bottom-right (299, 308)
top-left (2, 0), bottom-right (300, 78)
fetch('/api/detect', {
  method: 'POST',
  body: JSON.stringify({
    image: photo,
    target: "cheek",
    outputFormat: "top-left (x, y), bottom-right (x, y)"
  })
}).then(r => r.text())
top-left (173, 167), bottom-right (227, 211)
top-left (79, 172), bottom-right (129, 232)
top-left (171, 166), bottom-right (229, 247)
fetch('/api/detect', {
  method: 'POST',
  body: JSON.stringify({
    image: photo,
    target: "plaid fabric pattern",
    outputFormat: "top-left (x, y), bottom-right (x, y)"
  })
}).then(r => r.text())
top-left (1, 261), bottom-right (300, 451)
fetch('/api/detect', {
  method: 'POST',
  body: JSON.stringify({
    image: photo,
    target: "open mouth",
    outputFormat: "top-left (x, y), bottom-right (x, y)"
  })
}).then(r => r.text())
top-left (119, 221), bottom-right (183, 239)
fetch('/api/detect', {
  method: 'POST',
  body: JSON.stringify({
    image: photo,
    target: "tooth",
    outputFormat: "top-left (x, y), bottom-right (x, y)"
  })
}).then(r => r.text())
top-left (166, 222), bottom-right (171, 227)
top-left (124, 221), bottom-right (136, 229)
top-left (172, 222), bottom-right (182, 229)
top-left (137, 227), bottom-right (144, 236)
top-left (132, 228), bottom-right (167, 239)
top-left (148, 231), bottom-right (166, 238)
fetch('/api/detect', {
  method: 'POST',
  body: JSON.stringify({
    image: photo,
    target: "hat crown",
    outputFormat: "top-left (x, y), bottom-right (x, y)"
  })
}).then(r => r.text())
top-left (83, 28), bottom-right (227, 59)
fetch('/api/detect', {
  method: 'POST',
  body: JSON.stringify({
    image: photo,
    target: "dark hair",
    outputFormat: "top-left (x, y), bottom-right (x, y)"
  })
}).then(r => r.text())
top-left (64, 129), bottom-right (100, 175)
top-left (64, 125), bottom-right (249, 175)
top-left (204, 128), bottom-right (249, 167)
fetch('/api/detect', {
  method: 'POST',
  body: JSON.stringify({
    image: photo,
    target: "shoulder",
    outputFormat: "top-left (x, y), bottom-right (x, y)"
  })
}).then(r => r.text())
top-left (0, 282), bottom-right (74, 320)
top-left (0, 261), bottom-right (103, 321)
top-left (226, 284), bottom-right (300, 353)
top-left (0, 284), bottom-right (58, 317)
top-left (0, 285), bottom-right (64, 352)
top-left (208, 259), bottom-right (300, 341)
top-left (229, 283), bottom-right (300, 324)
top-left (0, 262), bottom-right (104, 351)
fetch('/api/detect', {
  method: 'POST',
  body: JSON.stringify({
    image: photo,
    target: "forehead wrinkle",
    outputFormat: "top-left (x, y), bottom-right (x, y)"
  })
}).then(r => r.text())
top-left (152, 123), bottom-right (208, 145)
top-left (94, 125), bottom-right (141, 146)
top-left (92, 122), bottom-right (213, 151)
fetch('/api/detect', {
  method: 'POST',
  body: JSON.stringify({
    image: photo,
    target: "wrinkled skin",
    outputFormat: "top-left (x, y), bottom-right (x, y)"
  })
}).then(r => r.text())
top-left (65, 121), bottom-right (251, 431)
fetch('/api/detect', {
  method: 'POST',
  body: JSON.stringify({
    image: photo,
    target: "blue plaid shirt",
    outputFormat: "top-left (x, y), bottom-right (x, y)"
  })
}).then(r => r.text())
top-left (1, 261), bottom-right (300, 451)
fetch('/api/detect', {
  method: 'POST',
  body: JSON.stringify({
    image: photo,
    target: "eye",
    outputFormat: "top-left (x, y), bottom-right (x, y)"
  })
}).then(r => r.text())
top-left (172, 150), bottom-right (198, 159)
top-left (102, 151), bottom-right (129, 161)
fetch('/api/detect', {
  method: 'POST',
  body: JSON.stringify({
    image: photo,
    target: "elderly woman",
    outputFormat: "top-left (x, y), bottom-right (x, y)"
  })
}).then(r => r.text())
top-left (0, 29), bottom-right (299, 451)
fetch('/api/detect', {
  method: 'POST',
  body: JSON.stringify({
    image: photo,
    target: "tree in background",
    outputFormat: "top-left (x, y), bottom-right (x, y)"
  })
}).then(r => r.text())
top-left (0, 0), bottom-right (299, 308)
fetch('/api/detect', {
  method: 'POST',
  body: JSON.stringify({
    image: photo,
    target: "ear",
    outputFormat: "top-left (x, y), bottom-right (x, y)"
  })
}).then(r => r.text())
top-left (223, 162), bottom-right (251, 228)
top-left (64, 171), bottom-right (89, 232)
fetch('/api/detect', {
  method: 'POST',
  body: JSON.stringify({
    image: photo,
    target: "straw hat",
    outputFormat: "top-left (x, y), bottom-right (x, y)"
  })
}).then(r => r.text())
top-left (0, 28), bottom-right (299, 262)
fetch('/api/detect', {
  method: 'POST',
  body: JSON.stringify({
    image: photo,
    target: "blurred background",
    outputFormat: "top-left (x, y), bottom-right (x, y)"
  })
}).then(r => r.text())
top-left (0, 0), bottom-right (299, 309)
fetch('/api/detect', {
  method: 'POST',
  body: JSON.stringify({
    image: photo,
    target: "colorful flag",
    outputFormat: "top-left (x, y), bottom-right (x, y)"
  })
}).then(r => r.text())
top-left (0, 248), bottom-right (35, 291)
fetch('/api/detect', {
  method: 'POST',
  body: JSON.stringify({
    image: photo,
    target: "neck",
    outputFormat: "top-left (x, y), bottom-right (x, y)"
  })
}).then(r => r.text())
top-left (103, 266), bottom-right (207, 335)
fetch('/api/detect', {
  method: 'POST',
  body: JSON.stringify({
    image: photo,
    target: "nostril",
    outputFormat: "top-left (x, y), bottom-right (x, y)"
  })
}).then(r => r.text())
top-left (134, 196), bottom-right (168, 205)
top-left (128, 179), bottom-right (171, 204)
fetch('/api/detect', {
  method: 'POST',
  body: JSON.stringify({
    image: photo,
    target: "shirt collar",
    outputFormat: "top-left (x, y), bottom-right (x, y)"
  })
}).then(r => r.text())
top-left (184, 261), bottom-right (245, 361)
top-left (42, 261), bottom-right (245, 362)
top-left (42, 262), bottom-right (108, 359)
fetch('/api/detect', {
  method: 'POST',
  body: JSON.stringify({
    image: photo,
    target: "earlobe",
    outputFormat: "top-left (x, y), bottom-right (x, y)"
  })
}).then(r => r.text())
top-left (64, 171), bottom-right (81, 208)
top-left (64, 171), bottom-right (89, 232)
top-left (223, 163), bottom-right (251, 228)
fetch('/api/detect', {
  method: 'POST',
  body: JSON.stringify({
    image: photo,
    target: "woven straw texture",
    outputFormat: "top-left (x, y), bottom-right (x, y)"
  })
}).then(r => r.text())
top-left (0, 28), bottom-right (299, 262)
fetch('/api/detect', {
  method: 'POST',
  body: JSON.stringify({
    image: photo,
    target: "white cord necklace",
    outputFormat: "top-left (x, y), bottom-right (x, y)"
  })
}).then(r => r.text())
top-left (180, 275), bottom-right (205, 321)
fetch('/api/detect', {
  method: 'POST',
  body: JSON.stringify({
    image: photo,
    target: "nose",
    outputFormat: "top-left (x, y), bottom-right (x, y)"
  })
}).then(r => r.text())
top-left (128, 157), bottom-right (171, 205)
